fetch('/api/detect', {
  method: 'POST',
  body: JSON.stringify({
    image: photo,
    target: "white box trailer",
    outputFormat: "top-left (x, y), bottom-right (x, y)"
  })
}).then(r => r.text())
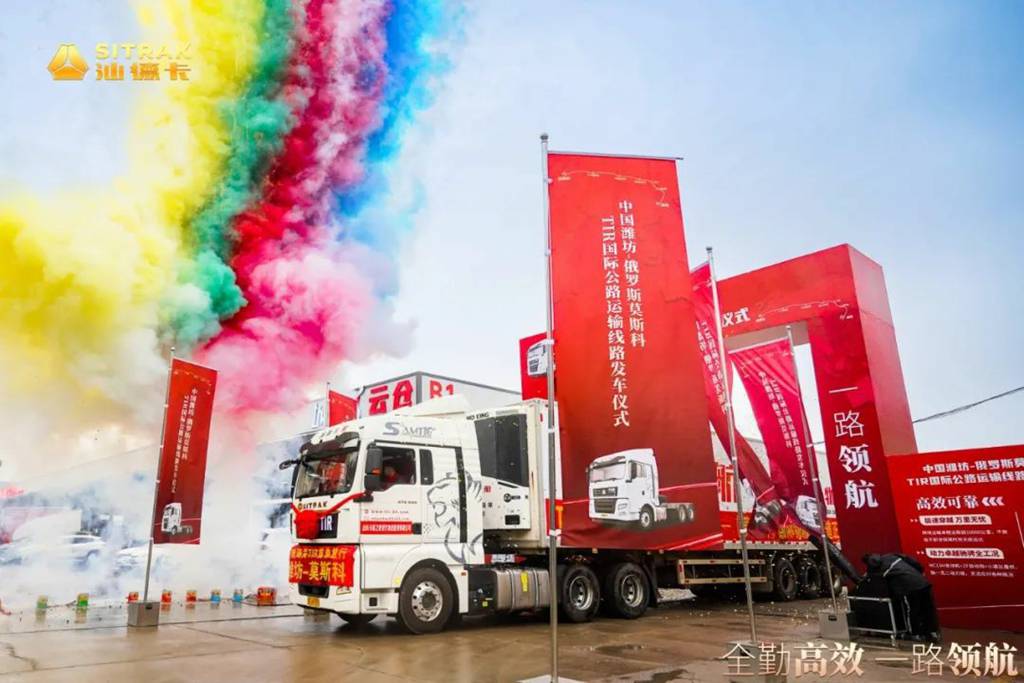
top-left (282, 397), bottom-right (843, 634)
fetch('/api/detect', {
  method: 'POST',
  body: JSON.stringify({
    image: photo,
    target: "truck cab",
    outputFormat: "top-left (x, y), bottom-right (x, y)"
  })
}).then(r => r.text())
top-left (588, 449), bottom-right (694, 530)
top-left (286, 404), bottom-right (486, 631)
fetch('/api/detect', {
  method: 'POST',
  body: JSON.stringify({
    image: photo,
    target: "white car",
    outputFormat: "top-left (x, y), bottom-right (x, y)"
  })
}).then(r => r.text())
top-left (0, 533), bottom-right (106, 565)
top-left (115, 544), bottom-right (198, 577)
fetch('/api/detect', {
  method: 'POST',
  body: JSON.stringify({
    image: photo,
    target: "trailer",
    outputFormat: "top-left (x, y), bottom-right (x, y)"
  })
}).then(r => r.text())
top-left (283, 397), bottom-right (839, 634)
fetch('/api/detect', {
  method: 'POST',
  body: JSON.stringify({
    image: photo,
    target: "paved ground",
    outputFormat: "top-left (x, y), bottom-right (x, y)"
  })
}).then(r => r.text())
top-left (0, 595), bottom-right (1020, 682)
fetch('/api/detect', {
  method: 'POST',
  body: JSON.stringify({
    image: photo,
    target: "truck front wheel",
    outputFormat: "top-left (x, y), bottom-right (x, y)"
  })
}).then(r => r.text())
top-left (638, 506), bottom-right (655, 530)
top-left (558, 564), bottom-right (600, 623)
top-left (601, 562), bottom-right (648, 619)
top-left (396, 567), bottom-right (453, 635)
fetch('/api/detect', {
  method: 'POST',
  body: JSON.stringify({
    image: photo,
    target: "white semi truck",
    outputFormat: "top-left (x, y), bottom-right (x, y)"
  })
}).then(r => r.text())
top-left (283, 398), bottom-right (842, 634)
top-left (588, 449), bottom-right (695, 529)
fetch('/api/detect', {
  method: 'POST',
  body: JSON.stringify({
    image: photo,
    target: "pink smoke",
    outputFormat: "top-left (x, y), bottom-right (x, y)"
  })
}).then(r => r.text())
top-left (198, 0), bottom-right (393, 413)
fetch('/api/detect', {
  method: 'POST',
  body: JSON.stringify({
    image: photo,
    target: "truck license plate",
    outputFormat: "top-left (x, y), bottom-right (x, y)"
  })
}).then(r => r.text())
top-left (307, 596), bottom-right (320, 608)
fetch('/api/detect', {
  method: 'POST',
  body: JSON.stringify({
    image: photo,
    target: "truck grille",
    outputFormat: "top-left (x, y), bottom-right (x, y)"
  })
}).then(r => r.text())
top-left (593, 498), bottom-right (617, 514)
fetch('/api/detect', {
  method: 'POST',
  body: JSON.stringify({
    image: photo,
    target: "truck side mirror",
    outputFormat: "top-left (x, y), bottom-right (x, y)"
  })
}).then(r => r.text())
top-left (364, 447), bottom-right (383, 492)
top-left (278, 458), bottom-right (298, 471)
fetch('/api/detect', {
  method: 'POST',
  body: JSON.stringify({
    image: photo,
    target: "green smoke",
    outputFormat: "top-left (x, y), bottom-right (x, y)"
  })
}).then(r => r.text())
top-left (163, 0), bottom-right (296, 347)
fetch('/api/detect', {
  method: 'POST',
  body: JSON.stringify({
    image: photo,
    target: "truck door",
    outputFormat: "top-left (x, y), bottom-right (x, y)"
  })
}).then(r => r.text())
top-left (634, 461), bottom-right (654, 505)
top-left (359, 444), bottom-right (421, 539)
top-left (419, 446), bottom-right (468, 559)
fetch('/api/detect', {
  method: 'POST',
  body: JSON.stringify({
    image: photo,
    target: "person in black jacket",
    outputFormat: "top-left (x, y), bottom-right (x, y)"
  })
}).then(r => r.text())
top-left (862, 553), bottom-right (941, 642)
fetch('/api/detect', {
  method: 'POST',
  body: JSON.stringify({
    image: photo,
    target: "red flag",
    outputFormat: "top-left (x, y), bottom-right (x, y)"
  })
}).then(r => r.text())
top-left (328, 390), bottom-right (356, 425)
top-left (690, 263), bottom-right (781, 524)
top-left (731, 339), bottom-right (821, 533)
top-left (548, 152), bottom-right (720, 551)
top-left (154, 358), bottom-right (217, 544)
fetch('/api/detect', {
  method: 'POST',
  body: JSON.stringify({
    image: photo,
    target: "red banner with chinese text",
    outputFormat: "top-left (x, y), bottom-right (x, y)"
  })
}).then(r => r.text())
top-left (328, 391), bottom-right (356, 426)
top-left (548, 152), bottom-right (720, 550)
top-left (154, 358), bottom-right (217, 545)
top-left (288, 544), bottom-right (356, 586)
top-left (888, 445), bottom-right (1024, 632)
top-left (691, 263), bottom-right (779, 514)
top-left (731, 339), bottom-right (822, 536)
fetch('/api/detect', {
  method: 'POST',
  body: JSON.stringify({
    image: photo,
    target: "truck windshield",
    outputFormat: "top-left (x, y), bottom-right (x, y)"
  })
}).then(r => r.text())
top-left (293, 440), bottom-right (360, 499)
top-left (589, 462), bottom-right (626, 482)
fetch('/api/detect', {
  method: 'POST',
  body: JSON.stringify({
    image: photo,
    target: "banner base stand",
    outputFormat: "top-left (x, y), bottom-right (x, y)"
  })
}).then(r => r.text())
top-left (818, 609), bottom-right (851, 640)
top-left (127, 601), bottom-right (160, 628)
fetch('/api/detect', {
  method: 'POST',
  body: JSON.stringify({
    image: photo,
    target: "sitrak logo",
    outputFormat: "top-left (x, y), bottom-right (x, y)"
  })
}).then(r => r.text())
top-left (48, 44), bottom-right (89, 80)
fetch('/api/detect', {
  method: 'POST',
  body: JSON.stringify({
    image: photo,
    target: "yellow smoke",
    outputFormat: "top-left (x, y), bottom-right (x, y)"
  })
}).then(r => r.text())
top-left (0, 0), bottom-right (262, 426)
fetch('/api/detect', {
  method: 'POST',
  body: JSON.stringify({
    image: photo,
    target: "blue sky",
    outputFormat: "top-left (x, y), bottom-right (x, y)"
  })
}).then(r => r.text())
top-left (2, 1), bottom-right (1022, 453)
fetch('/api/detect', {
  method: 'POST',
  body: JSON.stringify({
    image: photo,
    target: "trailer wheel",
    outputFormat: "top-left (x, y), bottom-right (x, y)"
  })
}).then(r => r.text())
top-left (558, 564), bottom-right (601, 623)
top-left (798, 560), bottom-right (822, 599)
top-left (601, 562), bottom-right (648, 619)
top-left (772, 557), bottom-right (799, 602)
top-left (337, 613), bottom-right (377, 627)
top-left (638, 505), bottom-right (655, 530)
top-left (396, 567), bottom-right (453, 634)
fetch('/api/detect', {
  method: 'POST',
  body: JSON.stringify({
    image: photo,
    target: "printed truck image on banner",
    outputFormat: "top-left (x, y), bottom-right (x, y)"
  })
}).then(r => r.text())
top-left (731, 338), bottom-right (822, 537)
top-left (547, 152), bottom-right (720, 550)
top-left (889, 445), bottom-right (1024, 632)
top-left (153, 358), bottom-right (217, 545)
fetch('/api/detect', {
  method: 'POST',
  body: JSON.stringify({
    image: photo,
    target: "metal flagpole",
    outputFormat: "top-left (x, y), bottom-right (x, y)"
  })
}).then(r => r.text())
top-left (143, 346), bottom-right (175, 604)
top-left (707, 247), bottom-right (758, 644)
top-left (326, 380), bottom-right (331, 427)
top-left (785, 325), bottom-right (839, 614)
top-left (541, 133), bottom-right (560, 683)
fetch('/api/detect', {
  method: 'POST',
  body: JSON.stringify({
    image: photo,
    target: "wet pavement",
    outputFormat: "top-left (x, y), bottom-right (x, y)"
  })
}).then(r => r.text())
top-left (0, 595), bottom-right (1020, 682)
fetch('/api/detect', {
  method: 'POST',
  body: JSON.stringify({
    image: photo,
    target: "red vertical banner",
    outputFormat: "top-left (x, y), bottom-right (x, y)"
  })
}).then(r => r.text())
top-left (548, 152), bottom-right (720, 550)
top-left (731, 339), bottom-right (832, 541)
top-left (519, 332), bottom-right (549, 400)
top-left (327, 390), bottom-right (356, 426)
top-left (154, 358), bottom-right (217, 545)
top-left (690, 263), bottom-right (780, 529)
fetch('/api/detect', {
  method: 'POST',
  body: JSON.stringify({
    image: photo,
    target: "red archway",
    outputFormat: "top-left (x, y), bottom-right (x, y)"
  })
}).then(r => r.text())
top-left (718, 244), bottom-right (917, 562)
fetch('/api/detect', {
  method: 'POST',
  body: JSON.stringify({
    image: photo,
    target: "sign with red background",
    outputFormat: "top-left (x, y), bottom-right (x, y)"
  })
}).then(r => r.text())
top-left (548, 152), bottom-right (720, 551)
top-left (519, 332), bottom-right (549, 401)
top-left (889, 445), bottom-right (1024, 631)
top-left (328, 390), bottom-right (356, 426)
top-left (154, 358), bottom-right (217, 545)
top-left (288, 544), bottom-right (355, 586)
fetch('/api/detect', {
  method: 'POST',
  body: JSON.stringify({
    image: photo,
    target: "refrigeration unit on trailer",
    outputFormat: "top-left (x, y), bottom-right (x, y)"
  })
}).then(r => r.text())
top-left (283, 397), bottom-right (843, 634)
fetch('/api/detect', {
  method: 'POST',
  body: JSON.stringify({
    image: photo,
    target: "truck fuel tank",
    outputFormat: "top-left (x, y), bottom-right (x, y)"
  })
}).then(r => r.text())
top-left (468, 567), bottom-right (551, 614)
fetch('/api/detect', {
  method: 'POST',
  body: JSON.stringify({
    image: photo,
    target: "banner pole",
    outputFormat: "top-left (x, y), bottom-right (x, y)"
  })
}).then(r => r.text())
top-left (785, 325), bottom-right (839, 615)
top-left (326, 380), bottom-right (331, 427)
top-left (541, 132), bottom-right (559, 683)
top-left (143, 346), bottom-right (175, 604)
top-left (707, 247), bottom-right (758, 644)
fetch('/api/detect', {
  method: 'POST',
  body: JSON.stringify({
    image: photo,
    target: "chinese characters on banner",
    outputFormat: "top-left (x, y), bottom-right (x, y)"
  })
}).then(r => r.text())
top-left (731, 339), bottom-right (822, 535)
top-left (288, 544), bottom-right (355, 586)
top-left (327, 390), bottom-right (356, 426)
top-left (690, 264), bottom-right (780, 525)
top-left (889, 445), bottom-right (1024, 631)
top-left (547, 152), bottom-right (720, 550)
top-left (154, 358), bottom-right (217, 544)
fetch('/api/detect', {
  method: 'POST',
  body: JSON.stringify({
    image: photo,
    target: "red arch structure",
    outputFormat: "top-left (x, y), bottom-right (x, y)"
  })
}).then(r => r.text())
top-left (718, 244), bottom-right (918, 563)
